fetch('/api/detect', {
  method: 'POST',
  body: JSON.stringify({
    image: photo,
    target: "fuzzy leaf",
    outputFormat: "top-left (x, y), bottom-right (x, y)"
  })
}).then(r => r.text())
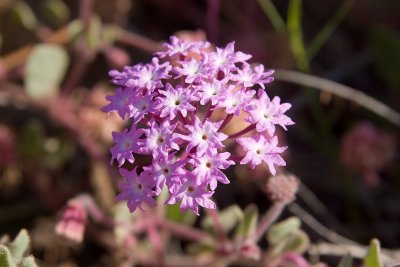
top-left (87, 16), bottom-right (102, 50)
top-left (364, 238), bottom-right (382, 267)
top-left (10, 2), bottom-right (38, 31)
top-left (267, 216), bottom-right (301, 245)
top-left (19, 256), bottom-right (38, 267)
top-left (166, 203), bottom-right (196, 226)
top-left (270, 230), bottom-right (310, 256)
top-left (42, 0), bottom-right (70, 25)
top-left (25, 44), bottom-right (69, 99)
top-left (0, 245), bottom-right (16, 267)
top-left (235, 205), bottom-right (258, 240)
top-left (338, 253), bottom-right (353, 267)
top-left (202, 205), bottom-right (243, 234)
top-left (9, 229), bottom-right (30, 263)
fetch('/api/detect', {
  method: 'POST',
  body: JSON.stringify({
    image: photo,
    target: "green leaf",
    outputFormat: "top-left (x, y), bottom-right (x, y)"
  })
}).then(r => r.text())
top-left (202, 205), bottom-right (243, 234)
top-left (166, 203), bottom-right (196, 226)
top-left (25, 44), bottom-right (69, 99)
top-left (42, 0), bottom-right (70, 25)
top-left (19, 256), bottom-right (38, 267)
top-left (0, 245), bottom-right (16, 267)
top-left (267, 216), bottom-right (301, 245)
top-left (370, 27), bottom-right (400, 89)
top-left (10, 1), bottom-right (38, 31)
top-left (17, 120), bottom-right (45, 160)
top-left (307, 0), bottom-right (353, 60)
top-left (364, 238), bottom-right (382, 267)
top-left (338, 253), bottom-right (353, 267)
top-left (257, 0), bottom-right (286, 34)
top-left (87, 15), bottom-right (102, 50)
top-left (235, 205), bottom-right (258, 240)
top-left (287, 0), bottom-right (309, 72)
top-left (9, 229), bottom-right (30, 263)
top-left (270, 229), bottom-right (310, 256)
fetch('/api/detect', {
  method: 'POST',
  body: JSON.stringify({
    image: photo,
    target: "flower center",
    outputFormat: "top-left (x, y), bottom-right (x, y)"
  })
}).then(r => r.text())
top-left (163, 168), bottom-right (169, 174)
top-left (188, 186), bottom-right (194, 192)
top-left (157, 136), bottom-right (164, 144)
top-left (175, 100), bottom-right (181, 105)
top-left (202, 135), bottom-right (207, 140)
top-left (206, 162), bottom-right (212, 168)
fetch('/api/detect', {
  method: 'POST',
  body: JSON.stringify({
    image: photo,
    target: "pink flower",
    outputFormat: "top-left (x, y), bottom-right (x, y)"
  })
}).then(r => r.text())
top-left (157, 83), bottom-right (197, 120)
top-left (110, 126), bottom-right (142, 166)
top-left (140, 119), bottom-right (180, 158)
top-left (103, 36), bottom-right (294, 215)
top-left (116, 168), bottom-right (156, 212)
top-left (166, 173), bottom-right (216, 215)
top-left (101, 87), bottom-right (136, 119)
top-left (178, 116), bottom-right (227, 157)
top-left (191, 150), bottom-right (234, 190)
top-left (245, 90), bottom-right (294, 136)
top-left (237, 135), bottom-right (286, 175)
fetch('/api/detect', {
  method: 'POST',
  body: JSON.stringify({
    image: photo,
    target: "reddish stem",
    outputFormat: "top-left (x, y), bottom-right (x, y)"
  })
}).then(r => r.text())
top-left (227, 124), bottom-right (256, 139)
top-left (254, 202), bottom-right (286, 242)
top-left (218, 114), bottom-right (233, 131)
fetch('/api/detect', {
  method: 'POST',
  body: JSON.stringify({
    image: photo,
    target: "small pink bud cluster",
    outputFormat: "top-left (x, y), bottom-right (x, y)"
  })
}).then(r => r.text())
top-left (264, 174), bottom-right (299, 204)
top-left (102, 36), bottom-right (294, 215)
top-left (340, 122), bottom-right (396, 186)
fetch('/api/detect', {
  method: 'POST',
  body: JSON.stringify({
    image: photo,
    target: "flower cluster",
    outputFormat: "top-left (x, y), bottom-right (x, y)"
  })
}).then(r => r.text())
top-left (102, 36), bottom-right (294, 215)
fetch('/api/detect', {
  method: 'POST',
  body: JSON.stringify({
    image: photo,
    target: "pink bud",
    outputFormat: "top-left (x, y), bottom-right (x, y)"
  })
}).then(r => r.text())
top-left (55, 199), bottom-right (87, 243)
top-left (264, 174), bottom-right (299, 204)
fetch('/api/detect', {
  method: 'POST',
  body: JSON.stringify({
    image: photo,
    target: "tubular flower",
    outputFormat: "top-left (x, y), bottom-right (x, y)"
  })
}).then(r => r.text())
top-left (103, 36), bottom-right (293, 214)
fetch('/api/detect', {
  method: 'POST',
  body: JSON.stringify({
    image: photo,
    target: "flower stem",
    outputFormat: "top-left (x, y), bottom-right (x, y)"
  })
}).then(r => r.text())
top-left (219, 114), bottom-right (233, 131)
top-left (157, 220), bottom-right (211, 242)
top-left (254, 202), bottom-right (286, 242)
top-left (204, 104), bottom-right (214, 122)
top-left (227, 124), bottom-right (256, 139)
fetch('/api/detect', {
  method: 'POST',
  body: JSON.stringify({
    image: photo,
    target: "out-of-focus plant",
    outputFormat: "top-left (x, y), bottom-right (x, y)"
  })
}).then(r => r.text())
top-left (0, 229), bottom-right (39, 267)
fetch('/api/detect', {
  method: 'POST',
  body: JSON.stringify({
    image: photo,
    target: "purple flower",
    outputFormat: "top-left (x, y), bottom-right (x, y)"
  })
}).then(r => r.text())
top-left (208, 42), bottom-right (252, 73)
top-left (101, 87), bottom-right (136, 119)
top-left (174, 58), bottom-right (210, 84)
top-left (129, 57), bottom-right (171, 91)
top-left (245, 90), bottom-right (294, 136)
top-left (178, 116), bottom-right (227, 157)
top-left (237, 135), bottom-right (286, 175)
top-left (128, 93), bottom-right (157, 123)
top-left (196, 78), bottom-right (227, 106)
top-left (116, 168), bottom-right (156, 212)
top-left (140, 119), bottom-right (180, 158)
top-left (103, 35), bottom-right (294, 215)
top-left (157, 36), bottom-right (210, 59)
top-left (233, 63), bottom-right (274, 88)
top-left (218, 87), bottom-right (255, 115)
top-left (143, 153), bottom-right (186, 194)
top-left (157, 83), bottom-right (197, 120)
top-left (166, 173), bottom-right (216, 215)
top-left (110, 125), bottom-right (142, 166)
top-left (191, 150), bottom-right (234, 190)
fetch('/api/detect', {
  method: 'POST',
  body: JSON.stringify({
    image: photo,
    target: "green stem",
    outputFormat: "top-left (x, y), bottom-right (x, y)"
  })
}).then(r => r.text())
top-left (257, 0), bottom-right (287, 34)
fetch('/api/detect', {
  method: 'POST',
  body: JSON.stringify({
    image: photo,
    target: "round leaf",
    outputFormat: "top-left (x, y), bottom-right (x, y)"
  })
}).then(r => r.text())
top-left (25, 44), bottom-right (69, 99)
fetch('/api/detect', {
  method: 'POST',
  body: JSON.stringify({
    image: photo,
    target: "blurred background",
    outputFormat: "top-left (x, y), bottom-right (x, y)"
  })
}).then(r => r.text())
top-left (0, 0), bottom-right (399, 266)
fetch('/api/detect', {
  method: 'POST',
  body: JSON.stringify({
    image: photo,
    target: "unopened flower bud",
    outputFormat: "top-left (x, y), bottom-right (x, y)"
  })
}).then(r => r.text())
top-left (264, 174), bottom-right (299, 204)
top-left (55, 198), bottom-right (87, 243)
